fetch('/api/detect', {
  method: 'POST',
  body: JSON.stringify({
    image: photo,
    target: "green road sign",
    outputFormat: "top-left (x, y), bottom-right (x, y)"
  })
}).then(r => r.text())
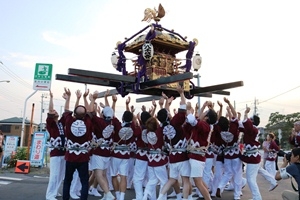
top-left (33, 63), bottom-right (53, 90)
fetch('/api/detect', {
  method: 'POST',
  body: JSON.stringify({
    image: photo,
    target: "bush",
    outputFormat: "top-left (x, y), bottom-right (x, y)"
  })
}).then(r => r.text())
top-left (7, 147), bottom-right (28, 168)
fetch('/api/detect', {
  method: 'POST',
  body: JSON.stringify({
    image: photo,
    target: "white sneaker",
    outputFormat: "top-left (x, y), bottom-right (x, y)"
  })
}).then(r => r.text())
top-left (269, 183), bottom-right (278, 191)
top-left (89, 188), bottom-right (102, 197)
top-left (70, 193), bottom-right (80, 199)
top-left (56, 193), bottom-right (62, 197)
top-left (224, 183), bottom-right (234, 191)
top-left (106, 192), bottom-right (116, 200)
top-left (167, 190), bottom-right (176, 197)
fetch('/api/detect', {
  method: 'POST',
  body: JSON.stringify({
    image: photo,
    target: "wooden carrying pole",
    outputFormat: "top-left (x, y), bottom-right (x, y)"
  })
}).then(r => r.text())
top-left (26, 103), bottom-right (35, 160)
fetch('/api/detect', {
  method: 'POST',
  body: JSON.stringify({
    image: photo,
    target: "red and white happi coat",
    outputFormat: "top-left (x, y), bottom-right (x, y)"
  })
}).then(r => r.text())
top-left (220, 118), bottom-right (240, 160)
top-left (239, 118), bottom-right (261, 164)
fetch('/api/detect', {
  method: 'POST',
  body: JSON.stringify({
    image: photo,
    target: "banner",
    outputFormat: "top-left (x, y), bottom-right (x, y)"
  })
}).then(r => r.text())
top-left (30, 132), bottom-right (47, 167)
top-left (1, 136), bottom-right (19, 167)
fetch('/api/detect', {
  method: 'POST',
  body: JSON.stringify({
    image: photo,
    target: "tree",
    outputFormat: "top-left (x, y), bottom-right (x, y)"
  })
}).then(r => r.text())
top-left (264, 112), bottom-right (300, 149)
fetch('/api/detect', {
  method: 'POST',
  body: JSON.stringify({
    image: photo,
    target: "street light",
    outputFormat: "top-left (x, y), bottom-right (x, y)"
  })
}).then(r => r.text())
top-left (192, 52), bottom-right (202, 111)
top-left (0, 80), bottom-right (10, 83)
top-left (193, 74), bottom-right (201, 110)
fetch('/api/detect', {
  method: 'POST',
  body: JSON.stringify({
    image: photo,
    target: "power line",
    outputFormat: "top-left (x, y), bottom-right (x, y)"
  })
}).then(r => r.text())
top-left (259, 85), bottom-right (300, 104)
top-left (0, 61), bottom-right (32, 89)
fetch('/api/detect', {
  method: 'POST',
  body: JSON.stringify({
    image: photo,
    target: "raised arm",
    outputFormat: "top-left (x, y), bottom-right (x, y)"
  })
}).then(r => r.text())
top-left (112, 94), bottom-right (117, 113)
top-left (237, 112), bottom-right (241, 121)
top-left (125, 96), bottom-right (131, 111)
top-left (90, 90), bottom-right (99, 113)
top-left (75, 89), bottom-right (82, 108)
top-left (226, 106), bottom-right (232, 119)
top-left (83, 89), bottom-right (90, 111)
top-left (194, 103), bottom-right (199, 117)
top-left (150, 99), bottom-right (157, 116)
top-left (104, 89), bottom-right (110, 107)
top-left (166, 96), bottom-right (174, 115)
top-left (158, 97), bottom-right (164, 110)
top-left (198, 101), bottom-right (208, 120)
top-left (217, 100), bottom-right (223, 119)
top-left (48, 90), bottom-right (55, 113)
top-left (224, 97), bottom-right (237, 118)
top-left (177, 84), bottom-right (186, 106)
top-left (244, 107), bottom-right (251, 121)
top-left (88, 93), bottom-right (96, 113)
top-left (62, 87), bottom-right (71, 111)
top-left (96, 104), bottom-right (101, 117)
top-left (161, 92), bottom-right (170, 111)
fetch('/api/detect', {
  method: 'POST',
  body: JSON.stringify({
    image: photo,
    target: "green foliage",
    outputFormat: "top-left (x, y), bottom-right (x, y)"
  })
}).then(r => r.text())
top-left (7, 147), bottom-right (28, 168)
top-left (265, 112), bottom-right (300, 150)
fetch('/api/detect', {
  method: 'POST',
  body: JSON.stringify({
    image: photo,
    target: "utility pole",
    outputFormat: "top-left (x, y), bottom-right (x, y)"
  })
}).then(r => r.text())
top-left (21, 90), bottom-right (38, 147)
top-left (253, 97), bottom-right (258, 116)
top-left (40, 93), bottom-right (47, 131)
top-left (193, 73), bottom-right (200, 111)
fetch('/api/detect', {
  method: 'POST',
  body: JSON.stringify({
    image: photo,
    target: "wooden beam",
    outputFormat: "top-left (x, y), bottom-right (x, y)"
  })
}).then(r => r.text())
top-left (68, 68), bottom-right (136, 83)
top-left (135, 92), bottom-right (214, 103)
top-left (191, 81), bottom-right (243, 94)
top-left (194, 93), bottom-right (213, 98)
top-left (140, 72), bottom-right (193, 89)
top-left (96, 87), bottom-right (134, 98)
top-left (56, 74), bottom-right (111, 86)
top-left (97, 89), bottom-right (120, 98)
top-left (136, 96), bottom-right (162, 103)
top-left (212, 90), bottom-right (230, 95)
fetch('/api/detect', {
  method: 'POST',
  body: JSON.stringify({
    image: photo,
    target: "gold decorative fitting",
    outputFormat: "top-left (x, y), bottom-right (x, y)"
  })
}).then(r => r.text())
top-left (193, 38), bottom-right (199, 46)
top-left (142, 3), bottom-right (165, 23)
top-left (115, 41), bottom-right (122, 50)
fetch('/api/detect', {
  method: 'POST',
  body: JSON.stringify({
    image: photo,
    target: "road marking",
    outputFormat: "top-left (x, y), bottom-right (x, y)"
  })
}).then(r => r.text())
top-left (0, 180), bottom-right (11, 185)
top-left (0, 176), bottom-right (23, 187)
top-left (0, 176), bottom-right (22, 181)
top-left (33, 175), bottom-right (49, 178)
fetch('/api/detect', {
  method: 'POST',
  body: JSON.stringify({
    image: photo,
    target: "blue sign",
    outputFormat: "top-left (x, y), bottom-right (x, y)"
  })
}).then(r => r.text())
top-left (1, 136), bottom-right (19, 167)
top-left (30, 132), bottom-right (47, 167)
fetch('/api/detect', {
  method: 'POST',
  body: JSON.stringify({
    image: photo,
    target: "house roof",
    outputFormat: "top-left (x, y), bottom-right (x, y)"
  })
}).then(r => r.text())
top-left (0, 117), bottom-right (37, 125)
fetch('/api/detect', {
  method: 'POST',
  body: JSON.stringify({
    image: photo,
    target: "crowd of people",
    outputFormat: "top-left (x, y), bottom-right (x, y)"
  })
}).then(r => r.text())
top-left (44, 85), bottom-right (300, 200)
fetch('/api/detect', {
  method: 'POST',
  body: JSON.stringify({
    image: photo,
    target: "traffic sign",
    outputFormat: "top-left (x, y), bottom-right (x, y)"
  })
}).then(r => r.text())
top-left (30, 132), bottom-right (47, 167)
top-left (15, 160), bottom-right (30, 174)
top-left (33, 63), bottom-right (53, 91)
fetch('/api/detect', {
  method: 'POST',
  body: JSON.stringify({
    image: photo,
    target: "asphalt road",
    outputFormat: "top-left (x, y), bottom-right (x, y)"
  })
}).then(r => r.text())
top-left (0, 156), bottom-right (293, 200)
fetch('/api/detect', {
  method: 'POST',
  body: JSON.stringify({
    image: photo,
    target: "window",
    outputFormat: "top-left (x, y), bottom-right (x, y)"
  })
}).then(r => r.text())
top-left (0, 125), bottom-right (11, 132)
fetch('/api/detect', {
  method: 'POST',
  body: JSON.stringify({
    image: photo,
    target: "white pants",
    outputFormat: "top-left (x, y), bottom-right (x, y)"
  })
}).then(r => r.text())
top-left (46, 156), bottom-right (65, 200)
top-left (133, 159), bottom-right (148, 200)
top-left (70, 170), bottom-right (81, 194)
top-left (142, 165), bottom-right (168, 200)
top-left (265, 160), bottom-right (276, 177)
top-left (211, 161), bottom-right (224, 196)
top-left (245, 163), bottom-right (262, 200)
top-left (202, 157), bottom-right (214, 191)
top-left (127, 157), bottom-right (135, 188)
top-left (218, 158), bottom-right (243, 199)
top-left (258, 166), bottom-right (277, 186)
top-left (106, 160), bottom-right (113, 190)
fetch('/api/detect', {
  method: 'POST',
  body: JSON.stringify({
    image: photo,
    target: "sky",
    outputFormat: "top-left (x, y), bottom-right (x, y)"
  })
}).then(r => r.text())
top-left (0, 0), bottom-right (300, 129)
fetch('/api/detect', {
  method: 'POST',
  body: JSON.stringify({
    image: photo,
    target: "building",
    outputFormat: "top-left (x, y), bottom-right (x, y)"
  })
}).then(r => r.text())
top-left (0, 117), bottom-right (38, 147)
